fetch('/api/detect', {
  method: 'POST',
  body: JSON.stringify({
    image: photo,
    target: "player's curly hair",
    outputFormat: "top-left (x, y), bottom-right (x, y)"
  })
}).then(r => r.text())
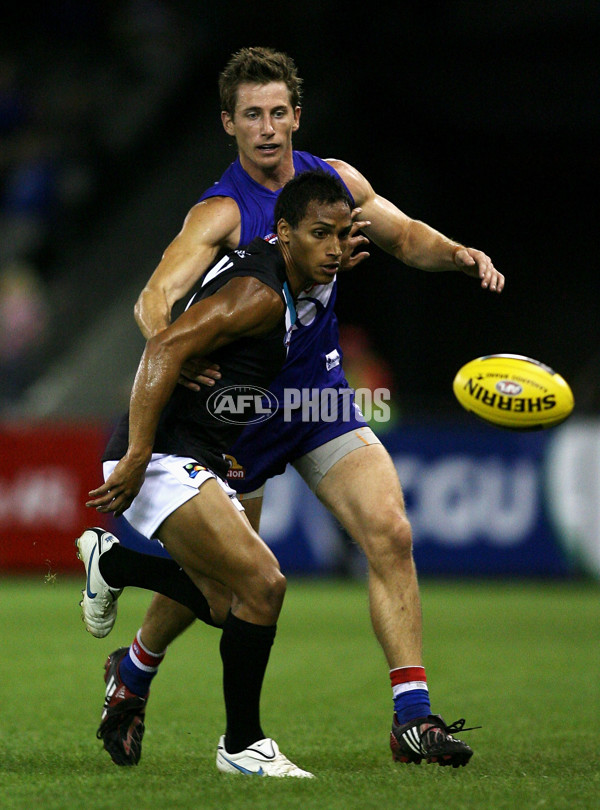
top-left (274, 170), bottom-right (352, 230)
top-left (219, 46), bottom-right (303, 116)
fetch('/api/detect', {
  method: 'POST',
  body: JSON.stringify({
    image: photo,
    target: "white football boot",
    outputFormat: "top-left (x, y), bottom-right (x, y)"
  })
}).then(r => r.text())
top-left (75, 528), bottom-right (123, 638)
top-left (216, 736), bottom-right (314, 778)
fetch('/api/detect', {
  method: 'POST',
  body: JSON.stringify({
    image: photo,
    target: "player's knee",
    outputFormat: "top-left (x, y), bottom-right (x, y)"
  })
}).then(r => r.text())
top-left (261, 566), bottom-right (287, 612)
top-left (363, 507), bottom-right (414, 565)
top-left (243, 565), bottom-right (287, 622)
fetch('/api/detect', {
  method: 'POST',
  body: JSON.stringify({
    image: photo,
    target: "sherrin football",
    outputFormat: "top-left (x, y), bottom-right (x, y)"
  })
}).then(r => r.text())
top-left (452, 354), bottom-right (574, 430)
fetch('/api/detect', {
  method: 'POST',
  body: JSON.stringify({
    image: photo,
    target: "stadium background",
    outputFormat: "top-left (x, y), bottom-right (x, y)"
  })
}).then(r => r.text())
top-left (0, 1), bottom-right (598, 580)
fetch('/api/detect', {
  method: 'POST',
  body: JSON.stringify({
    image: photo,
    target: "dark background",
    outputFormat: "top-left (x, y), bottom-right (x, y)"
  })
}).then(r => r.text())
top-left (1, 1), bottom-right (597, 417)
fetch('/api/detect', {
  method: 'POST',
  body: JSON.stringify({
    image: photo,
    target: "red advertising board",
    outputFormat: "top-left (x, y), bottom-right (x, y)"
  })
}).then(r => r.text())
top-left (0, 421), bottom-right (110, 573)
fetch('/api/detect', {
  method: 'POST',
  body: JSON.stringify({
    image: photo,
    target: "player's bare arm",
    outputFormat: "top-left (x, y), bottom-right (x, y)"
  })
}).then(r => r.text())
top-left (87, 277), bottom-right (284, 517)
top-left (134, 195), bottom-right (242, 389)
top-left (134, 196), bottom-right (242, 339)
top-left (328, 158), bottom-right (504, 293)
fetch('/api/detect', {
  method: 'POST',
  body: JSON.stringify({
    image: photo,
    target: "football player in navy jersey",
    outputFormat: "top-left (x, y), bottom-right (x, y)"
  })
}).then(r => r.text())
top-left (84, 170), bottom-right (353, 777)
top-left (78, 47), bottom-right (504, 771)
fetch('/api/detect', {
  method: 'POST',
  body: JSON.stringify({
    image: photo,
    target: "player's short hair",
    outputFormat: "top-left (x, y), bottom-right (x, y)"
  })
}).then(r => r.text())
top-left (274, 170), bottom-right (352, 230)
top-left (219, 46), bottom-right (303, 116)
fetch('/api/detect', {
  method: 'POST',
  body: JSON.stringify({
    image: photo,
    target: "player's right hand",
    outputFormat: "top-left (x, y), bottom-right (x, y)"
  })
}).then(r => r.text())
top-left (179, 357), bottom-right (222, 391)
top-left (86, 453), bottom-right (149, 517)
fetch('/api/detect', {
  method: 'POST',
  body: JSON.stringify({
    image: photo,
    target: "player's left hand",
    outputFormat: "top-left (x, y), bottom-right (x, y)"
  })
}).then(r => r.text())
top-left (454, 247), bottom-right (505, 293)
top-left (179, 356), bottom-right (221, 391)
top-left (340, 207), bottom-right (371, 271)
top-left (86, 454), bottom-right (149, 517)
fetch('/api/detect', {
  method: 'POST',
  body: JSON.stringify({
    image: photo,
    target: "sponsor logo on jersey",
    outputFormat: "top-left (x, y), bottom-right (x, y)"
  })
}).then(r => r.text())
top-left (224, 454), bottom-right (246, 480)
top-left (184, 463), bottom-right (208, 479)
top-left (325, 349), bottom-right (340, 371)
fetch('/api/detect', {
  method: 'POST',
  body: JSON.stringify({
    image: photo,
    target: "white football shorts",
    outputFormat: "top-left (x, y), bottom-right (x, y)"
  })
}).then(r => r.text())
top-left (103, 453), bottom-right (244, 541)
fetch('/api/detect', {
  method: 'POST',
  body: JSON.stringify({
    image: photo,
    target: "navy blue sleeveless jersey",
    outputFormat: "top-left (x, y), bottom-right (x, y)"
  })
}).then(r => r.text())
top-left (198, 152), bottom-right (369, 492)
top-left (103, 238), bottom-right (295, 479)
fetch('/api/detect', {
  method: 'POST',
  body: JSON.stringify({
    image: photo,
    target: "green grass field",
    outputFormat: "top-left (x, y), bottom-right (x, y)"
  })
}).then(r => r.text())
top-left (1, 576), bottom-right (598, 809)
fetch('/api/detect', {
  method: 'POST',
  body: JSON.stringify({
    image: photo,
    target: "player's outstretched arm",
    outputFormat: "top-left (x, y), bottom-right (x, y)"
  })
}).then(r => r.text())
top-left (87, 277), bottom-right (283, 517)
top-left (451, 246), bottom-right (505, 292)
top-left (328, 158), bottom-right (504, 293)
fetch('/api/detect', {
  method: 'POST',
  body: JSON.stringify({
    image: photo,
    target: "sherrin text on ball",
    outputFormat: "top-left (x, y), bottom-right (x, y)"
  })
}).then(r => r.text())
top-left (452, 354), bottom-right (574, 430)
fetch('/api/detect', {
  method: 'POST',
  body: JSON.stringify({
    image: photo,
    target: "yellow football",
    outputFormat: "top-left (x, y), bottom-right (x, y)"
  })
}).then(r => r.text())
top-left (452, 354), bottom-right (574, 430)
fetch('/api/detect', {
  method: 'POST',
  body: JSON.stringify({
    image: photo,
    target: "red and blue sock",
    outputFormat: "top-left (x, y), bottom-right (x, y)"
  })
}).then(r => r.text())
top-left (118, 630), bottom-right (166, 697)
top-left (390, 666), bottom-right (431, 724)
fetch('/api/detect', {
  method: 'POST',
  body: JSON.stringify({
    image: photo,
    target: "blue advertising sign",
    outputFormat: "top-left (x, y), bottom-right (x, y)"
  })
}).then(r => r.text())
top-left (383, 422), bottom-right (568, 577)
top-left (113, 421), bottom-right (574, 577)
